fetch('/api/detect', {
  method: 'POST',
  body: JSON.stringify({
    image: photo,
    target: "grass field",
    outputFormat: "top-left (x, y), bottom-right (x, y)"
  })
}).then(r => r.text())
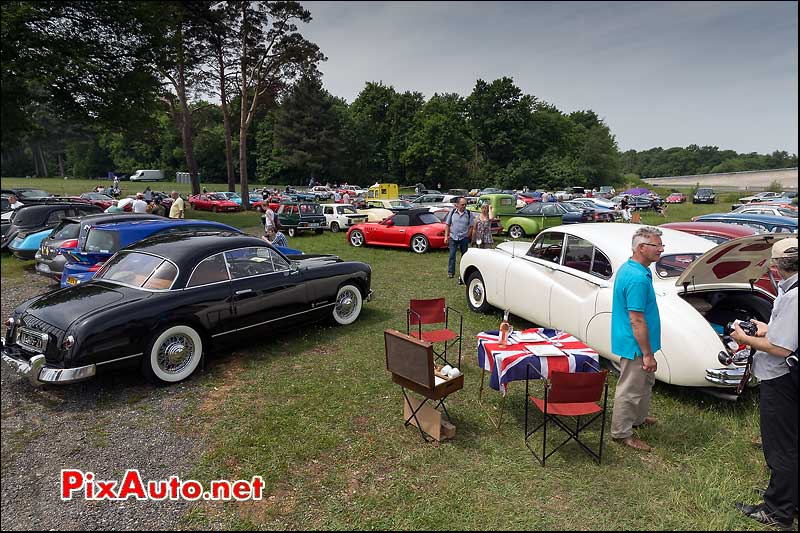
top-left (0, 177), bottom-right (778, 530)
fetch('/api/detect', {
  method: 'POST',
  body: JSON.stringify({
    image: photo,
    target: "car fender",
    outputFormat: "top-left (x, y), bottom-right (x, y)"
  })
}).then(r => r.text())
top-left (505, 215), bottom-right (540, 235)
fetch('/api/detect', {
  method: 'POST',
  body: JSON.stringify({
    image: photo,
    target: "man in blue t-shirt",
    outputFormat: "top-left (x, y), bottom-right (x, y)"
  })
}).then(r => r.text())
top-left (610, 226), bottom-right (664, 452)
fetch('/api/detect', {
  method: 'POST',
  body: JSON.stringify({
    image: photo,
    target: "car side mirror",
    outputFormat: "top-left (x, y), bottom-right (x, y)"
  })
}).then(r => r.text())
top-left (384, 219), bottom-right (394, 227)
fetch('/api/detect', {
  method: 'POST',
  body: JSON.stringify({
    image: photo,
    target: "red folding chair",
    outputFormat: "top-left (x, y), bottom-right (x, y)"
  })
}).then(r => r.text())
top-left (407, 298), bottom-right (462, 368)
top-left (524, 361), bottom-right (609, 465)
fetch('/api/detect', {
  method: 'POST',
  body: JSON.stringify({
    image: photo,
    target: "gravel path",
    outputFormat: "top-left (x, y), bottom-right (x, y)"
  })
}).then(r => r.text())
top-left (1, 267), bottom-right (208, 530)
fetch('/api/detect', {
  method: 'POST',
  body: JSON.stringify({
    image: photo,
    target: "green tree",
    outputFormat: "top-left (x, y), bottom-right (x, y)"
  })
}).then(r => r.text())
top-left (272, 75), bottom-right (344, 184)
top-left (401, 93), bottom-right (472, 189)
top-left (349, 82), bottom-right (399, 182)
top-left (230, 0), bottom-right (324, 208)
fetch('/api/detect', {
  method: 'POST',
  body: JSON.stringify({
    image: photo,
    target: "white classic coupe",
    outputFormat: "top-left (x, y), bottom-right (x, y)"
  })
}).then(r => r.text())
top-left (460, 223), bottom-right (793, 397)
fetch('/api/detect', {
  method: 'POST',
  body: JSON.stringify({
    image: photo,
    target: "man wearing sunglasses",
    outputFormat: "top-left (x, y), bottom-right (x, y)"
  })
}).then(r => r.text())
top-left (610, 226), bottom-right (664, 452)
top-left (732, 237), bottom-right (798, 530)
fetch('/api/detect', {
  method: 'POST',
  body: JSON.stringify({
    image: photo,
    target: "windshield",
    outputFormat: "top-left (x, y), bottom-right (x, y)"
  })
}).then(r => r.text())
top-left (697, 189), bottom-right (713, 194)
top-left (561, 203), bottom-right (582, 212)
top-left (208, 194), bottom-right (226, 201)
top-left (389, 200), bottom-right (413, 209)
top-left (340, 206), bottom-right (358, 214)
top-left (655, 253), bottom-right (704, 278)
top-left (84, 193), bottom-right (112, 200)
top-left (50, 222), bottom-right (80, 240)
top-left (96, 251), bottom-right (178, 290)
top-left (17, 189), bottom-right (50, 199)
top-left (778, 208), bottom-right (797, 218)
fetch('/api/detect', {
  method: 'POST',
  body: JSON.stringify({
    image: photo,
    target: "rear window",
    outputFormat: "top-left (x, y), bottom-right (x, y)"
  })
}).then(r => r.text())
top-left (655, 253), bottom-right (703, 278)
top-left (416, 213), bottom-right (440, 225)
top-left (50, 222), bottom-right (80, 240)
top-left (300, 204), bottom-right (321, 214)
top-left (85, 229), bottom-right (120, 253)
top-left (96, 252), bottom-right (177, 290)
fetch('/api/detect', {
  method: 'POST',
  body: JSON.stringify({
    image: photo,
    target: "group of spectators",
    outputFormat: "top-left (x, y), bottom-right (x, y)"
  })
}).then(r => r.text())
top-left (103, 187), bottom-right (184, 219)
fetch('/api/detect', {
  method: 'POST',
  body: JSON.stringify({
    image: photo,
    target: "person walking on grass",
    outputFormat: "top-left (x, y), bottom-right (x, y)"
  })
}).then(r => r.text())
top-left (444, 197), bottom-right (474, 283)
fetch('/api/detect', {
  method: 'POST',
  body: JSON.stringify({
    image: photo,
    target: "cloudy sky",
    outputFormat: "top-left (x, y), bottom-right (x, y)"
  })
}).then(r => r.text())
top-left (301, 1), bottom-right (798, 155)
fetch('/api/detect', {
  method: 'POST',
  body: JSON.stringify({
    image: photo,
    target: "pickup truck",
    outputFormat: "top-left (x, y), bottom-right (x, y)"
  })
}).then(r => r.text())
top-left (468, 194), bottom-right (592, 239)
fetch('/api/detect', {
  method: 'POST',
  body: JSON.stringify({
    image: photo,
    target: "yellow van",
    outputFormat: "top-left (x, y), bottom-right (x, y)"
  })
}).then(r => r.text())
top-left (366, 183), bottom-right (399, 200)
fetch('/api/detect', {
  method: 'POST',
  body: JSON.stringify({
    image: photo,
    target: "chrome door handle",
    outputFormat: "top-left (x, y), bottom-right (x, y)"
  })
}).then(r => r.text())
top-left (235, 289), bottom-right (253, 295)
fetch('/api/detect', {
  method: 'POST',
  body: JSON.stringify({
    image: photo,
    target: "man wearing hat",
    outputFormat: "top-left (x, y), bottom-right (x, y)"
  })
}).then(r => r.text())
top-left (732, 237), bottom-right (798, 529)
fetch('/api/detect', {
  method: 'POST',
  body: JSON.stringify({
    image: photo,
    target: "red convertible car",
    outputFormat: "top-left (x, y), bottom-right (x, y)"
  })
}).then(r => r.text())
top-left (661, 221), bottom-right (781, 295)
top-left (665, 192), bottom-right (686, 203)
top-left (188, 193), bottom-right (241, 212)
top-left (346, 208), bottom-right (447, 254)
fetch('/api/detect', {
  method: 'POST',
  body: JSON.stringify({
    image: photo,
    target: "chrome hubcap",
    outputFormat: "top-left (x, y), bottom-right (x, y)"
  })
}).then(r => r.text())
top-left (413, 237), bottom-right (425, 252)
top-left (335, 289), bottom-right (358, 318)
top-left (470, 280), bottom-right (484, 305)
top-left (157, 334), bottom-right (195, 374)
top-left (351, 233), bottom-right (363, 245)
top-left (510, 226), bottom-right (522, 238)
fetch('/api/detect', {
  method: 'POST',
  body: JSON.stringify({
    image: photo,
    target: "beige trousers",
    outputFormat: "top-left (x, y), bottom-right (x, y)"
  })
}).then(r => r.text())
top-left (610, 356), bottom-right (656, 439)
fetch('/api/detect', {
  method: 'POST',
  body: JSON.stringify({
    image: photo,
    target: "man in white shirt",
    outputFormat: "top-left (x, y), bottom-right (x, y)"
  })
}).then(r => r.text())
top-left (132, 193), bottom-right (148, 213)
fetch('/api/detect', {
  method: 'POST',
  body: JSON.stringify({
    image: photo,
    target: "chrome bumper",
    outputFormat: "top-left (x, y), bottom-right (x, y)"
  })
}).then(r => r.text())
top-left (705, 367), bottom-right (755, 387)
top-left (1, 338), bottom-right (95, 386)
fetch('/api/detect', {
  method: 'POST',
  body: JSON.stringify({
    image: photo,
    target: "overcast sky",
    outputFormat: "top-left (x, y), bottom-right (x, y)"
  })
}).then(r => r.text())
top-left (301, 1), bottom-right (798, 155)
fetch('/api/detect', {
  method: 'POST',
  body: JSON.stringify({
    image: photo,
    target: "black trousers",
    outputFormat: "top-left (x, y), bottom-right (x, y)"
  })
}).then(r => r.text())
top-left (760, 371), bottom-right (798, 521)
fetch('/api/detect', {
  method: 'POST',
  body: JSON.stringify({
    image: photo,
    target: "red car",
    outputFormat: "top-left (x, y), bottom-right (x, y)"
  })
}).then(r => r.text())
top-left (346, 208), bottom-right (447, 254)
top-left (253, 195), bottom-right (284, 212)
top-left (661, 221), bottom-right (781, 295)
top-left (188, 193), bottom-right (241, 212)
top-left (665, 192), bottom-right (686, 203)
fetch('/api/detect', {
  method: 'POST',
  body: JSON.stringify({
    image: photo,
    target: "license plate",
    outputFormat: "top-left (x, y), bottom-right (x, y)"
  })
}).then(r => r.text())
top-left (18, 328), bottom-right (46, 352)
top-left (66, 276), bottom-right (78, 286)
top-left (309, 223), bottom-right (319, 228)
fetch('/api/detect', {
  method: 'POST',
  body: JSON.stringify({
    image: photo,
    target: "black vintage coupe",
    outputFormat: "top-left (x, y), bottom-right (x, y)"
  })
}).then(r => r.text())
top-left (2, 232), bottom-right (372, 386)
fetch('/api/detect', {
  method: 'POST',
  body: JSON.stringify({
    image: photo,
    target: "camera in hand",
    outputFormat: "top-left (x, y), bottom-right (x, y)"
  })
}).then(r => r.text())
top-left (726, 319), bottom-right (757, 337)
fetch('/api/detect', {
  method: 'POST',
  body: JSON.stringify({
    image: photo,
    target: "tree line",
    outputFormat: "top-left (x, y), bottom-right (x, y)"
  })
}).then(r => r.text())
top-left (621, 146), bottom-right (797, 179)
top-left (2, 1), bottom-right (796, 208)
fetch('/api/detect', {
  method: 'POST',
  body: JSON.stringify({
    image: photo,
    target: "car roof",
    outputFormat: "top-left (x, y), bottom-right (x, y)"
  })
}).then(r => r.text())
top-left (539, 222), bottom-right (715, 267)
top-left (660, 221), bottom-right (757, 237)
top-left (696, 212), bottom-right (797, 225)
top-left (91, 218), bottom-right (239, 232)
top-left (124, 232), bottom-right (275, 280)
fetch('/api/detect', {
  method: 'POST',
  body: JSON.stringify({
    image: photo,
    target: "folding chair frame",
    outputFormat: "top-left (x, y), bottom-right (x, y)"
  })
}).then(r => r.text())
top-left (524, 361), bottom-right (609, 466)
top-left (401, 388), bottom-right (453, 443)
top-left (406, 305), bottom-right (463, 368)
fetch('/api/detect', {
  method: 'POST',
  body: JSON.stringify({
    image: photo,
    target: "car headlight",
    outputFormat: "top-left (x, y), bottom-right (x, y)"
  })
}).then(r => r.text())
top-left (61, 335), bottom-right (75, 350)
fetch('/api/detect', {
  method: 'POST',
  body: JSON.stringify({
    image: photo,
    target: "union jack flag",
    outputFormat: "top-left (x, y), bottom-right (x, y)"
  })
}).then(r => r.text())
top-left (477, 328), bottom-right (600, 395)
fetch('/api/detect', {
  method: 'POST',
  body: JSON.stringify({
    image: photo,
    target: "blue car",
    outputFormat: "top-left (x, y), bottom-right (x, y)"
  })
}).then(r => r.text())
top-left (218, 192), bottom-right (242, 205)
top-left (692, 212), bottom-right (797, 234)
top-left (60, 219), bottom-right (243, 288)
top-left (8, 227), bottom-right (57, 260)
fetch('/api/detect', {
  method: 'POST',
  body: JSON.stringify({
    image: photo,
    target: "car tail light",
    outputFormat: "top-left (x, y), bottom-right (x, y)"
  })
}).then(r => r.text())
top-left (437, 230), bottom-right (445, 236)
top-left (4, 317), bottom-right (15, 329)
top-left (89, 262), bottom-right (105, 272)
top-left (61, 239), bottom-right (78, 249)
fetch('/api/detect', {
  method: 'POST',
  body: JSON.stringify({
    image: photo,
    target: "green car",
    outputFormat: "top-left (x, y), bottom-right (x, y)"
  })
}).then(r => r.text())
top-left (468, 194), bottom-right (572, 239)
top-left (274, 201), bottom-right (326, 237)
